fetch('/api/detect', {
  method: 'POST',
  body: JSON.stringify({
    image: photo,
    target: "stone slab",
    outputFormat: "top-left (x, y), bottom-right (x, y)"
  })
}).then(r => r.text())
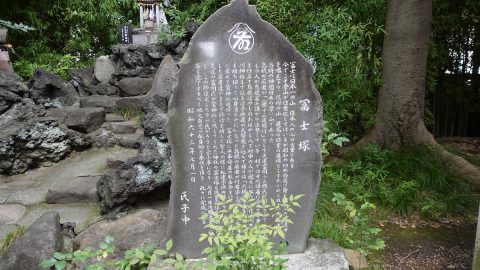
top-left (166, 0), bottom-right (322, 258)
top-left (106, 113), bottom-right (125, 122)
top-left (45, 176), bottom-right (100, 204)
top-left (75, 209), bottom-right (167, 259)
top-left (79, 96), bottom-right (121, 113)
top-left (148, 239), bottom-right (348, 270)
top-left (0, 204), bottom-right (27, 225)
top-left (108, 121), bottom-right (138, 134)
top-left (17, 203), bottom-right (101, 234)
top-left (0, 147), bottom-right (138, 205)
top-left (282, 240), bottom-right (349, 270)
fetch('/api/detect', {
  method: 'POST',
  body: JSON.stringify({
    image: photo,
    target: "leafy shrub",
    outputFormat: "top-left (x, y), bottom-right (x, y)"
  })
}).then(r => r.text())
top-left (12, 52), bottom-right (84, 80)
top-left (332, 193), bottom-right (385, 256)
top-left (41, 236), bottom-right (180, 270)
top-left (42, 193), bottom-right (303, 270)
top-left (194, 193), bottom-right (302, 270)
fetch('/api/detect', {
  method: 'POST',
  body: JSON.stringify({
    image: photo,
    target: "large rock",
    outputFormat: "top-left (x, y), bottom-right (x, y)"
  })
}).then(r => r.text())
top-left (45, 176), bottom-right (100, 204)
top-left (75, 209), bottom-right (167, 259)
top-left (69, 67), bottom-right (94, 96)
top-left (89, 128), bottom-right (118, 148)
top-left (108, 121), bottom-right (138, 134)
top-left (0, 71), bottom-right (29, 113)
top-left (0, 98), bottom-right (45, 128)
top-left (148, 54), bottom-right (178, 102)
top-left (115, 96), bottom-right (145, 111)
top-left (97, 138), bottom-right (171, 214)
top-left (118, 77), bottom-right (153, 96)
top-left (79, 95), bottom-right (121, 113)
top-left (0, 118), bottom-right (91, 175)
top-left (29, 69), bottom-right (78, 106)
top-left (90, 82), bottom-right (119, 96)
top-left (94, 56), bottom-right (116, 83)
top-left (141, 111), bottom-right (167, 140)
top-left (0, 212), bottom-right (63, 270)
top-left (47, 107), bottom-right (106, 133)
top-left (139, 55), bottom-right (177, 141)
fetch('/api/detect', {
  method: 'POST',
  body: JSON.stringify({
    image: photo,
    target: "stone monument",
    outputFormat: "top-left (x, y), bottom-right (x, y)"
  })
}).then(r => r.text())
top-left (166, 0), bottom-right (323, 258)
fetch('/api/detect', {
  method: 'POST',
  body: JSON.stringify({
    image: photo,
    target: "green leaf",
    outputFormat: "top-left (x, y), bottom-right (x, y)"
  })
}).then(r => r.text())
top-left (53, 252), bottom-right (65, 260)
top-left (40, 258), bottom-right (57, 268)
top-left (163, 258), bottom-right (177, 265)
top-left (54, 260), bottom-right (67, 270)
top-left (176, 253), bottom-right (184, 261)
top-left (154, 249), bottom-right (167, 256)
top-left (166, 239), bottom-right (173, 251)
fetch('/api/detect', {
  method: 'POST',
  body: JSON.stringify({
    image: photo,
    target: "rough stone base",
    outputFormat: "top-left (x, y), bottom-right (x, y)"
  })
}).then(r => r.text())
top-left (148, 239), bottom-right (349, 270)
top-left (283, 239), bottom-right (349, 270)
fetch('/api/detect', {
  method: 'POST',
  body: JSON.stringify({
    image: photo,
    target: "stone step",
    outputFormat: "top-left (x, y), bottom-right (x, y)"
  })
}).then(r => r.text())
top-left (0, 204), bottom-right (27, 225)
top-left (115, 133), bottom-right (142, 149)
top-left (45, 176), bottom-right (100, 204)
top-left (79, 95), bottom-right (121, 113)
top-left (106, 113), bottom-right (126, 123)
top-left (108, 121), bottom-right (139, 134)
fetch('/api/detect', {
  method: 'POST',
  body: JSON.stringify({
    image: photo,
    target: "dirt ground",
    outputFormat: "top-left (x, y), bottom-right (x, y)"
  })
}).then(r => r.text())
top-left (381, 218), bottom-right (476, 270)
top-left (380, 137), bottom-right (479, 270)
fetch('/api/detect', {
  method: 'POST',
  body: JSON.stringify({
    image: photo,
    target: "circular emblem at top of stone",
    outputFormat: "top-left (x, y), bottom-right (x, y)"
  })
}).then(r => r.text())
top-left (228, 23), bottom-right (255, 54)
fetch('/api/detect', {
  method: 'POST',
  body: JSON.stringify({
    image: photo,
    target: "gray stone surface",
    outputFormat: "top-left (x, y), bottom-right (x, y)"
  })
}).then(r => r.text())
top-left (0, 118), bottom-right (91, 175)
top-left (115, 96), bottom-right (145, 111)
top-left (0, 212), bottom-right (63, 270)
top-left (79, 95), bottom-right (121, 113)
top-left (90, 82), bottom-right (119, 96)
top-left (0, 204), bottom-right (26, 224)
top-left (94, 56), bottom-right (116, 83)
top-left (45, 176), bottom-right (100, 204)
top-left (141, 110), bottom-right (167, 140)
top-left (108, 121), bottom-right (138, 134)
top-left (17, 203), bottom-right (100, 234)
top-left (0, 71), bottom-right (29, 113)
top-left (148, 239), bottom-right (348, 270)
top-left (116, 133), bottom-right (142, 149)
top-left (89, 128), bottom-right (117, 148)
top-left (166, 0), bottom-right (322, 258)
top-left (106, 113), bottom-right (125, 122)
top-left (118, 77), bottom-right (153, 96)
top-left (75, 209), bottom-right (167, 259)
top-left (97, 138), bottom-right (172, 214)
top-left (0, 146), bottom-right (137, 205)
top-left (0, 98), bottom-right (45, 128)
top-left (282, 240), bottom-right (349, 270)
top-left (148, 54), bottom-right (178, 101)
top-left (29, 69), bottom-right (78, 106)
top-left (66, 107), bottom-right (106, 133)
top-left (69, 67), bottom-right (95, 96)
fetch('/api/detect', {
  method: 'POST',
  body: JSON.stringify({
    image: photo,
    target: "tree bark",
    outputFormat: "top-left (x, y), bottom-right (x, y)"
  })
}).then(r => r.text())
top-left (356, 0), bottom-right (435, 149)
top-left (353, 0), bottom-right (480, 189)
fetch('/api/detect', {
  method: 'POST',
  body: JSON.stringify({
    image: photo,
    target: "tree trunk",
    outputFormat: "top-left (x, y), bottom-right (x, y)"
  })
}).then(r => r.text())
top-left (356, 0), bottom-right (435, 149)
top-left (353, 0), bottom-right (480, 189)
